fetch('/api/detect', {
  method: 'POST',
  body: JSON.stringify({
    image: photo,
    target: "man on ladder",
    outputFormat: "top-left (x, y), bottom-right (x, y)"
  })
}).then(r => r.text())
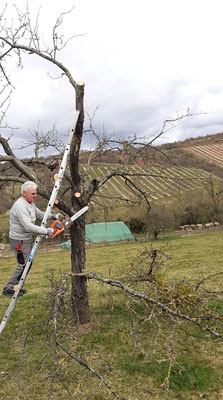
top-left (0, 111), bottom-right (89, 337)
top-left (2, 181), bottom-right (63, 297)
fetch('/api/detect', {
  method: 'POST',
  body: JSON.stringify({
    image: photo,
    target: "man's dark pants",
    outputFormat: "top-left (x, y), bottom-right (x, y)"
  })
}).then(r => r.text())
top-left (5, 239), bottom-right (32, 289)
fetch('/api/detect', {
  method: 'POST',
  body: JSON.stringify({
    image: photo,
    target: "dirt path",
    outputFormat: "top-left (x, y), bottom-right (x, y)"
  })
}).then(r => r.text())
top-left (1, 225), bottom-right (223, 258)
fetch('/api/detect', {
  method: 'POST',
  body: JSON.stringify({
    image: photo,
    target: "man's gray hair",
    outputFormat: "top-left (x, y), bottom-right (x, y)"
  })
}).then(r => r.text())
top-left (21, 181), bottom-right (38, 194)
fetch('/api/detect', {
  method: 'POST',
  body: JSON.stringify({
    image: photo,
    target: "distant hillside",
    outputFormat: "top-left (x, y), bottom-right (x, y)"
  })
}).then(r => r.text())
top-left (81, 164), bottom-right (210, 203)
top-left (158, 132), bottom-right (223, 180)
top-left (161, 131), bottom-right (223, 149)
top-left (185, 143), bottom-right (223, 169)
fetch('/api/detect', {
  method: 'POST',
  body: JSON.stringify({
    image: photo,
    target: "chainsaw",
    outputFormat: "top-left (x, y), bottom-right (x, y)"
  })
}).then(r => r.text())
top-left (50, 206), bottom-right (88, 239)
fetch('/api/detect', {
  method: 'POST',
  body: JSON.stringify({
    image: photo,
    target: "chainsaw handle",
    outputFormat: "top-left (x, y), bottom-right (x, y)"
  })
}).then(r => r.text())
top-left (50, 218), bottom-right (68, 239)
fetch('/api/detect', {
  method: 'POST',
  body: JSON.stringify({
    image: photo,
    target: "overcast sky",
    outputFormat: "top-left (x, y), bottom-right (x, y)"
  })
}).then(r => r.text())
top-left (1, 0), bottom-right (223, 156)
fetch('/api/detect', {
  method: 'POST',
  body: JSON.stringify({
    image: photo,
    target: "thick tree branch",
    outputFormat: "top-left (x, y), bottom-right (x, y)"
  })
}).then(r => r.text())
top-left (0, 37), bottom-right (77, 89)
top-left (0, 136), bottom-right (38, 181)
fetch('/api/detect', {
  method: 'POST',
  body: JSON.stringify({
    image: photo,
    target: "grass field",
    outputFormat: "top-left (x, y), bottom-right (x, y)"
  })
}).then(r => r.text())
top-left (0, 214), bottom-right (10, 241)
top-left (0, 232), bottom-right (223, 400)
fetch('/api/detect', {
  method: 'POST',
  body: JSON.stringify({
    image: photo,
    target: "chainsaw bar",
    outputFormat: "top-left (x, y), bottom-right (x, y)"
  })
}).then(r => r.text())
top-left (50, 206), bottom-right (88, 238)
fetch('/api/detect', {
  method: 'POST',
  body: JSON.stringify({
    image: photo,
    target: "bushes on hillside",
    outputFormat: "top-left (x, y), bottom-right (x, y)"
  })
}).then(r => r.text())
top-left (126, 181), bottom-right (223, 240)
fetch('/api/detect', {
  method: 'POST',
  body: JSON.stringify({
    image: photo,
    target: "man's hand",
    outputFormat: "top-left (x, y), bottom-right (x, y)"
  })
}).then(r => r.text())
top-left (47, 228), bottom-right (55, 237)
top-left (53, 213), bottom-right (64, 221)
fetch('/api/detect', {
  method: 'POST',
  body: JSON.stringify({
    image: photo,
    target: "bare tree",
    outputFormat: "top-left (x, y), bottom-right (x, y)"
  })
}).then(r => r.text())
top-left (203, 175), bottom-right (223, 221)
top-left (145, 204), bottom-right (175, 240)
top-left (0, 4), bottom-right (196, 325)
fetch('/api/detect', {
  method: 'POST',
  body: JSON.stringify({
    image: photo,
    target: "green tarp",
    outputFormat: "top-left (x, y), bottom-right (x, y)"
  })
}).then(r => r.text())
top-left (86, 221), bottom-right (134, 243)
top-left (61, 239), bottom-right (71, 250)
top-left (61, 221), bottom-right (134, 249)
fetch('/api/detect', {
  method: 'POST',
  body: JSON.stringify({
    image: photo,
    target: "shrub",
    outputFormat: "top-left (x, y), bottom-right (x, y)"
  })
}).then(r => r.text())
top-left (127, 218), bottom-right (146, 234)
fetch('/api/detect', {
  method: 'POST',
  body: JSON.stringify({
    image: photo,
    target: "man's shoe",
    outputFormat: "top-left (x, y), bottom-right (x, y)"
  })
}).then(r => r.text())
top-left (2, 287), bottom-right (26, 297)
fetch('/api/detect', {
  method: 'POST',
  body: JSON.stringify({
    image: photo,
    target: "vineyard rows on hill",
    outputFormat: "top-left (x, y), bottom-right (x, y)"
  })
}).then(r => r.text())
top-left (188, 143), bottom-right (223, 167)
top-left (81, 165), bottom-right (211, 202)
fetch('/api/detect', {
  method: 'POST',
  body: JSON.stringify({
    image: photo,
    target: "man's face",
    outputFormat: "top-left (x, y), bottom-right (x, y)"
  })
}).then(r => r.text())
top-left (23, 187), bottom-right (37, 203)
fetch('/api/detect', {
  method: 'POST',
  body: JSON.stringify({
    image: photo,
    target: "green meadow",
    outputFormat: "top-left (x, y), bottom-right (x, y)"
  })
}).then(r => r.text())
top-left (0, 232), bottom-right (223, 400)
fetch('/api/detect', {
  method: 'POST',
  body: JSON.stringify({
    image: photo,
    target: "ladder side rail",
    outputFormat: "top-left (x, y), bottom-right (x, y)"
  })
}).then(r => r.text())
top-left (40, 109), bottom-right (80, 228)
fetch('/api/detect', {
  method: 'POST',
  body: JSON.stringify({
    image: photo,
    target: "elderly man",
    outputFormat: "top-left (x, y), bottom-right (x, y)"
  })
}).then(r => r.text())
top-left (2, 181), bottom-right (63, 297)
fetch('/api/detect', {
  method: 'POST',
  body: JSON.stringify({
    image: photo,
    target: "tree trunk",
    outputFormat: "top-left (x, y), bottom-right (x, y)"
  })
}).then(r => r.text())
top-left (70, 216), bottom-right (90, 324)
top-left (70, 81), bottom-right (90, 324)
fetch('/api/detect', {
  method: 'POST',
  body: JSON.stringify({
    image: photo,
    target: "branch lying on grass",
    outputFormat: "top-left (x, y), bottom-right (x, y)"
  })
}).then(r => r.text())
top-left (72, 272), bottom-right (223, 340)
top-left (162, 315), bottom-right (176, 391)
top-left (52, 274), bottom-right (129, 400)
top-left (195, 271), bottom-right (223, 292)
top-left (56, 341), bottom-right (128, 400)
top-left (17, 322), bottom-right (46, 391)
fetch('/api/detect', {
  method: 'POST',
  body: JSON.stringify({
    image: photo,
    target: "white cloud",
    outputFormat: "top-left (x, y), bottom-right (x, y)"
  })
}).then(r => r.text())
top-left (1, 0), bottom-right (223, 157)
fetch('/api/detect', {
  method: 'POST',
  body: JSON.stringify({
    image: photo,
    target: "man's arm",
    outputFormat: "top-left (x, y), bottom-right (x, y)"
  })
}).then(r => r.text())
top-left (15, 203), bottom-right (48, 235)
top-left (35, 205), bottom-right (55, 221)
